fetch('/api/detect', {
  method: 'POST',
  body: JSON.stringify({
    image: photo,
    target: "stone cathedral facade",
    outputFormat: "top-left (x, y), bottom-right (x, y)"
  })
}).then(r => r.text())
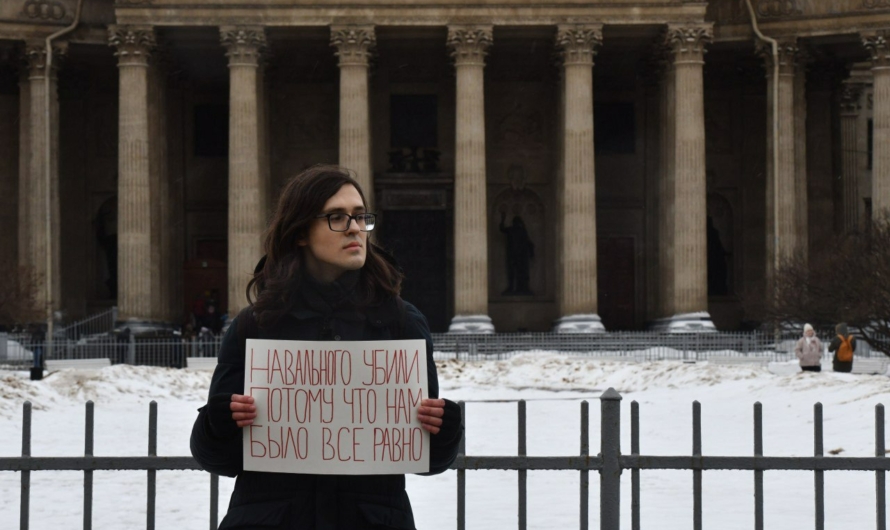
top-left (0, 0), bottom-right (888, 333)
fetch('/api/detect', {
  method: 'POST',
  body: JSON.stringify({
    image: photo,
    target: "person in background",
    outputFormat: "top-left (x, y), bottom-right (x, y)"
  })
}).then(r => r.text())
top-left (828, 322), bottom-right (856, 373)
top-left (794, 323), bottom-right (823, 372)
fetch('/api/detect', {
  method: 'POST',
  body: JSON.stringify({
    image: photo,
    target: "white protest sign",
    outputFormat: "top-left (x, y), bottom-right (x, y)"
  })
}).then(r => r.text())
top-left (242, 338), bottom-right (429, 475)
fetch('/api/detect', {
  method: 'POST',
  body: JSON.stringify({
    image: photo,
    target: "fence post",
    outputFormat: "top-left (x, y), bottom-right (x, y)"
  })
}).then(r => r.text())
top-left (600, 388), bottom-right (622, 530)
top-left (0, 332), bottom-right (6, 361)
top-left (127, 334), bottom-right (136, 365)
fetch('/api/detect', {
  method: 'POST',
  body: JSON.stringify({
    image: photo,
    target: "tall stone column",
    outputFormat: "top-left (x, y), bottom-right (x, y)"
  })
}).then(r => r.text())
top-left (864, 30), bottom-right (890, 218)
top-left (109, 26), bottom-right (157, 325)
top-left (221, 26), bottom-right (266, 318)
top-left (758, 38), bottom-right (801, 291)
top-left (447, 26), bottom-right (494, 333)
top-left (24, 41), bottom-right (65, 317)
top-left (553, 24), bottom-right (605, 333)
top-left (655, 24), bottom-right (715, 332)
top-left (331, 26), bottom-right (375, 203)
top-left (839, 83), bottom-right (864, 232)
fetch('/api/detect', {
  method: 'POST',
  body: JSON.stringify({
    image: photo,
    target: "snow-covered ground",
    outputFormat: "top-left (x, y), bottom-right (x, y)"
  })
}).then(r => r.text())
top-left (1, 353), bottom-right (888, 529)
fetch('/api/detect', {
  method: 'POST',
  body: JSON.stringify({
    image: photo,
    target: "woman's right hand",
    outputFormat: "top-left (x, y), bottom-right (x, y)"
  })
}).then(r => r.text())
top-left (207, 393), bottom-right (257, 438)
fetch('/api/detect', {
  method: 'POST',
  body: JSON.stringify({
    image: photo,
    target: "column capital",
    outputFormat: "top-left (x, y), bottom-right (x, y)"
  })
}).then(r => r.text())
top-left (109, 25), bottom-right (156, 67)
top-left (863, 30), bottom-right (890, 69)
top-left (555, 24), bottom-right (603, 67)
top-left (24, 40), bottom-right (67, 78)
top-left (330, 25), bottom-right (376, 67)
top-left (756, 37), bottom-right (800, 76)
top-left (839, 82), bottom-right (866, 115)
top-left (447, 25), bottom-right (493, 67)
top-left (220, 26), bottom-right (266, 67)
top-left (664, 23), bottom-right (712, 64)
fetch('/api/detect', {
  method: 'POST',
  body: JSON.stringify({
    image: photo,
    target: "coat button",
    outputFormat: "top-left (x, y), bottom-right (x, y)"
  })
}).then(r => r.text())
top-left (376, 320), bottom-right (382, 325)
top-left (334, 335), bottom-right (341, 340)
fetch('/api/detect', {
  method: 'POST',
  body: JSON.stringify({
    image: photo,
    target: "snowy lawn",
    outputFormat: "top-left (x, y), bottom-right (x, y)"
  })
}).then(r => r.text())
top-left (1, 353), bottom-right (888, 529)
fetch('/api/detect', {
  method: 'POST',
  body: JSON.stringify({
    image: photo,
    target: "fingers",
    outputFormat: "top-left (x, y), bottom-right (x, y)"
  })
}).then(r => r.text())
top-left (231, 394), bottom-right (256, 427)
top-left (417, 398), bottom-right (446, 434)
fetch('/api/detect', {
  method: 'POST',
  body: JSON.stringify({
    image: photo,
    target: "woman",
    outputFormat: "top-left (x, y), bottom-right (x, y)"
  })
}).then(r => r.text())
top-left (794, 323), bottom-right (823, 372)
top-left (190, 165), bottom-right (463, 530)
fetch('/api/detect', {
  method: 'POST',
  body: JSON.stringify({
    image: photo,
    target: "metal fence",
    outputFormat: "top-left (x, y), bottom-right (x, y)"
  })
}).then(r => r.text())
top-left (0, 332), bottom-right (222, 369)
top-left (431, 330), bottom-right (890, 361)
top-left (1, 330), bottom-right (888, 370)
top-left (2, 390), bottom-right (888, 530)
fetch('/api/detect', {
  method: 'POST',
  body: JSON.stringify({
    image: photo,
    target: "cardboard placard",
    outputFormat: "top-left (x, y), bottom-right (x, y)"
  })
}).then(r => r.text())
top-left (242, 339), bottom-right (429, 475)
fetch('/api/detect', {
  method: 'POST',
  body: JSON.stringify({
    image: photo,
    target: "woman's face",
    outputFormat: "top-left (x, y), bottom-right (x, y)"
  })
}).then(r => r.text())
top-left (805, 329), bottom-right (814, 337)
top-left (299, 184), bottom-right (368, 283)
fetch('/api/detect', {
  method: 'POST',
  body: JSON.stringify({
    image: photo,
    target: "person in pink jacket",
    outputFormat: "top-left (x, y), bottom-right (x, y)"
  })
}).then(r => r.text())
top-left (794, 323), bottom-right (824, 372)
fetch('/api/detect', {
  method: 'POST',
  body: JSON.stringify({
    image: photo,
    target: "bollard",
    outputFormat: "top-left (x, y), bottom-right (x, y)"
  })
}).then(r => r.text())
top-left (127, 334), bottom-right (136, 365)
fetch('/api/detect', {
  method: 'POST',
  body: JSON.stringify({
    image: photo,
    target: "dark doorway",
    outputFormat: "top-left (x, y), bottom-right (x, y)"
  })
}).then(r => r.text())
top-left (379, 210), bottom-right (449, 332)
top-left (597, 236), bottom-right (636, 330)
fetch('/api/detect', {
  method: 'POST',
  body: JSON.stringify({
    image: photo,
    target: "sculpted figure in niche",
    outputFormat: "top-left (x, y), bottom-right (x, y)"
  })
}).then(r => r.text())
top-left (500, 210), bottom-right (535, 295)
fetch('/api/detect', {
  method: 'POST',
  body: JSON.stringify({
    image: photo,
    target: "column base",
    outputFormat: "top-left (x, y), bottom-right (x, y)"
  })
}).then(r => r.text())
top-left (553, 314), bottom-right (606, 333)
top-left (448, 315), bottom-right (495, 334)
top-left (650, 312), bottom-right (716, 333)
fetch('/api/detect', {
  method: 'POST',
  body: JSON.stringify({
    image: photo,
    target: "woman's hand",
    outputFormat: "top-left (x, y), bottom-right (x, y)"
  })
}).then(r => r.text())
top-left (417, 398), bottom-right (446, 434)
top-left (230, 394), bottom-right (257, 427)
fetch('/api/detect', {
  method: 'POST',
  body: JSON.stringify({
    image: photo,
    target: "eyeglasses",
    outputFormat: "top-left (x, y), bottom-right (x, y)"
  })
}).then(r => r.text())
top-left (315, 212), bottom-right (377, 232)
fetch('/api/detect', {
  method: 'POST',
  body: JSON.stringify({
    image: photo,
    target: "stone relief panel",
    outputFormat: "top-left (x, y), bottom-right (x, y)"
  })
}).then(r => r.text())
top-left (487, 82), bottom-right (556, 188)
top-left (491, 94), bottom-right (546, 152)
top-left (21, 0), bottom-right (66, 20)
top-left (708, 0), bottom-right (885, 22)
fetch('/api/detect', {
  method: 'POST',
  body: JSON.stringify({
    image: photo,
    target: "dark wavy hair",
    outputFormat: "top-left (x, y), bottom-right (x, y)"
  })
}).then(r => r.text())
top-left (246, 165), bottom-right (402, 328)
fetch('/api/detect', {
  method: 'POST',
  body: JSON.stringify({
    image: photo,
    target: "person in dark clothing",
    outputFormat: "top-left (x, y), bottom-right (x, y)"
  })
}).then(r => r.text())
top-left (200, 303), bottom-right (224, 335)
top-left (190, 165), bottom-right (463, 530)
top-left (828, 322), bottom-right (857, 373)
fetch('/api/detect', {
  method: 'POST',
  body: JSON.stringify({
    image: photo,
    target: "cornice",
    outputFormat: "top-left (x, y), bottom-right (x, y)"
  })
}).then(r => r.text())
top-left (110, 3), bottom-right (708, 26)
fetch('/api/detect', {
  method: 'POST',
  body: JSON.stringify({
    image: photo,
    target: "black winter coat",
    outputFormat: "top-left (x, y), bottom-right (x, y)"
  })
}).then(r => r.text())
top-left (190, 284), bottom-right (462, 530)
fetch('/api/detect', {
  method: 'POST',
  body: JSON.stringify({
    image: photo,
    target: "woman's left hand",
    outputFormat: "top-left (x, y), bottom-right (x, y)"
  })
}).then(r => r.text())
top-left (417, 398), bottom-right (446, 434)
